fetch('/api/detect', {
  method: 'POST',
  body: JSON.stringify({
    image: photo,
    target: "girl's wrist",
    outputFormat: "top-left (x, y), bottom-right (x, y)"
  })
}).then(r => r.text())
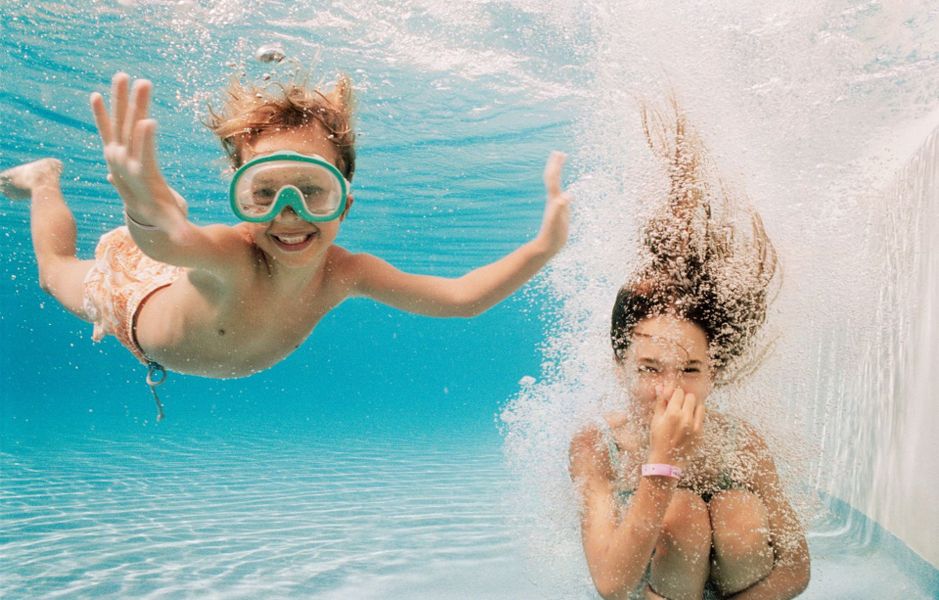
top-left (647, 449), bottom-right (675, 463)
top-left (641, 463), bottom-right (683, 480)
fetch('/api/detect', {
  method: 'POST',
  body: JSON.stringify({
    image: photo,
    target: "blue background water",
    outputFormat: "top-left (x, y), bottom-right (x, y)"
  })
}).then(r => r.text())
top-left (2, 2), bottom-right (938, 598)
top-left (1, 2), bottom-right (570, 596)
top-left (0, 1), bottom-right (565, 440)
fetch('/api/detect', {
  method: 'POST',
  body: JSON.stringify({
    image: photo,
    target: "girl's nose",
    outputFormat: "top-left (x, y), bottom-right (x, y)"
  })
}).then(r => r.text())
top-left (661, 369), bottom-right (681, 386)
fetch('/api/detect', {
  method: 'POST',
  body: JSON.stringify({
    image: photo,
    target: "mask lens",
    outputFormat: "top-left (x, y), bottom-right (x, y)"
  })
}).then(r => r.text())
top-left (233, 157), bottom-right (345, 221)
top-left (292, 168), bottom-right (342, 216)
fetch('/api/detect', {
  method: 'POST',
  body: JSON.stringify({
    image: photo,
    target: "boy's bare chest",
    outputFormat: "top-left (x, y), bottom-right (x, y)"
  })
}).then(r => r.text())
top-left (141, 269), bottom-right (346, 374)
top-left (215, 277), bottom-right (342, 346)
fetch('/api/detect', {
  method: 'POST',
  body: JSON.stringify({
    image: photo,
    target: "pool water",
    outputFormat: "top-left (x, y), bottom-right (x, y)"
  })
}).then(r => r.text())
top-left (2, 1), bottom-right (938, 598)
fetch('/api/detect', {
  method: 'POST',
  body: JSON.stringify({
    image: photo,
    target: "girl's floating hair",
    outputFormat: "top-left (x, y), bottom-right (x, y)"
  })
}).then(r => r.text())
top-left (612, 95), bottom-right (779, 382)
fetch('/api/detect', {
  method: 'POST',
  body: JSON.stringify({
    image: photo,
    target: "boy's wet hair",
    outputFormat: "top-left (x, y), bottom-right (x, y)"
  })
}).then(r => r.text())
top-left (206, 74), bottom-right (356, 180)
top-left (611, 97), bottom-right (778, 380)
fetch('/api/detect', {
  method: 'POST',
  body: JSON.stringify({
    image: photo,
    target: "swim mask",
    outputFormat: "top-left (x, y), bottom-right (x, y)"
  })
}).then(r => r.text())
top-left (229, 151), bottom-right (350, 223)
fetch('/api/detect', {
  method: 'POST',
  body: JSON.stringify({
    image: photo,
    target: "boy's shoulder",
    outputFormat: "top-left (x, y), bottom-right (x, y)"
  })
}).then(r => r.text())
top-left (326, 246), bottom-right (388, 280)
top-left (201, 221), bottom-right (255, 244)
top-left (323, 244), bottom-right (371, 286)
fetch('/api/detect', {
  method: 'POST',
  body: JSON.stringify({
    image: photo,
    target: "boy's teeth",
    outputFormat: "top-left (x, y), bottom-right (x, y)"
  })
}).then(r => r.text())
top-left (276, 234), bottom-right (309, 244)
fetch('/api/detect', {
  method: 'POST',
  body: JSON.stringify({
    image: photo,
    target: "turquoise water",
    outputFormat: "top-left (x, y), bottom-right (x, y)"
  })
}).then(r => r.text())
top-left (2, 2), bottom-right (938, 598)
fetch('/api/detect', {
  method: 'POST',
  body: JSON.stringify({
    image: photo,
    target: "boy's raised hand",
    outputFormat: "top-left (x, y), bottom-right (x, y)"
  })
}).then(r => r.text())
top-left (90, 72), bottom-right (183, 230)
top-left (537, 151), bottom-right (572, 255)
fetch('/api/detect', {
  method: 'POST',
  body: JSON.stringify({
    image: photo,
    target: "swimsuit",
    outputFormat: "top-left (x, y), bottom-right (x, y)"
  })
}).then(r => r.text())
top-left (602, 414), bottom-right (746, 505)
top-left (82, 226), bottom-right (185, 363)
top-left (600, 414), bottom-right (748, 600)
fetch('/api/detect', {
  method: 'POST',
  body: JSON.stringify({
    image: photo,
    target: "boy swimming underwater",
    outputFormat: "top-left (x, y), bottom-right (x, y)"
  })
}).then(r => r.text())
top-left (1, 72), bottom-right (571, 416)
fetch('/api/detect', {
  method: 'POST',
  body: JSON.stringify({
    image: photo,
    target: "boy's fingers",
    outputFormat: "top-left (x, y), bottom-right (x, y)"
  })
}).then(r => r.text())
top-left (129, 119), bottom-right (147, 164)
top-left (111, 72), bottom-right (130, 144)
top-left (137, 119), bottom-right (158, 171)
top-left (90, 92), bottom-right (113, 145)
top-left (554, 191), bottom-right (572, 207)
top-left (543, 151), bottom-right (566, 197)
top-left (124, 79), bottom-right (152, 147)
top-left (104, 145), bottom-right (134, 199)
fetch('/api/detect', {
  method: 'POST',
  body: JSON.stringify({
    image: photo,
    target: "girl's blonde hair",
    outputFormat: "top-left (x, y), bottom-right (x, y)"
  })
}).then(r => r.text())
top-left (206, 74), bottom-right (357, 180)
top-left (611, 96), bottom-right (778, 381)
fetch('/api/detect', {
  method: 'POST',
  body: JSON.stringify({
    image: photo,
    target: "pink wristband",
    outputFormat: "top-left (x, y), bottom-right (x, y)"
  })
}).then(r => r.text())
top-left (641, 463), bottom-right (683, 480)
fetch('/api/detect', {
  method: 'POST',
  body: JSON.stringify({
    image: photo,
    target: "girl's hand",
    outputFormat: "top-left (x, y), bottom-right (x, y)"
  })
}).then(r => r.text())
top-left (90, 72), bottom-right (184, 230)
top-left (536, 151), bottom-right (573, 255)
top-left (647, 385), bottom-right (705, 470)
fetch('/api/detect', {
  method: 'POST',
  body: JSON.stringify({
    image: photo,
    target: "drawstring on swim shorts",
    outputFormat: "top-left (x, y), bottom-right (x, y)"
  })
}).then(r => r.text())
top-left (146, 361), bottom-right (167, 422)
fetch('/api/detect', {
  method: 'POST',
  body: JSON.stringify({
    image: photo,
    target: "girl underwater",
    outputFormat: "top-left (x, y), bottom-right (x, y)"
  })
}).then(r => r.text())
top-left (569, 98), bottom-right (810, 600)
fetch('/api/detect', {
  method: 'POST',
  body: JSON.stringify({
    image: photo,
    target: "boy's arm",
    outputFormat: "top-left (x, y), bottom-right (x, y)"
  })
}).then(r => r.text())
top-left (729, 428), bottom-right (810, 600)
top-left (349, 152), bottom-right (571, 317)
top-left (90, 72), bottom-right (246, 275)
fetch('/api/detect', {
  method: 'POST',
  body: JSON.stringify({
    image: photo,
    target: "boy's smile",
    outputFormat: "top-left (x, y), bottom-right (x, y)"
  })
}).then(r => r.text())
top-left (268, 228), bottom-right (318, 251)
top-left (241, 123), bottom-right (352, 267)
top-left (266, 211), bottom-right (321, 253)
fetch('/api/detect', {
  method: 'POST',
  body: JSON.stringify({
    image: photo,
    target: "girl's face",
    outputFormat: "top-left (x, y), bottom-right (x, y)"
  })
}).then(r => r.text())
top-left (616, 314), bottom-right (714, 418)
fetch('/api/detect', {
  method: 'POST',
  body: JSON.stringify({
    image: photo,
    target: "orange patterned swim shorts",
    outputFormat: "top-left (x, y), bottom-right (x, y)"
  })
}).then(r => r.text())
top-left (82, 226), bottom-right (185, 363)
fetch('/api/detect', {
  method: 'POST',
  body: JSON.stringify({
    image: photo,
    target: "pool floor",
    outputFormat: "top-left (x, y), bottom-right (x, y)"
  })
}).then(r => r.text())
top-left (1, 431), bottom-right (935, 599)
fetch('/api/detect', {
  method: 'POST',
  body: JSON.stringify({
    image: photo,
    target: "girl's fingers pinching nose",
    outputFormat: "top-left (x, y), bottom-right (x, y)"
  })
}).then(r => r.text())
top-left (693, 394), bottom-right (705, 431)
top-left (653, 384), bottom-right (668, 416)
top-left (667, 386), bottom-right (683, 412)
top-left (681, 391), bottom-right (697, 421)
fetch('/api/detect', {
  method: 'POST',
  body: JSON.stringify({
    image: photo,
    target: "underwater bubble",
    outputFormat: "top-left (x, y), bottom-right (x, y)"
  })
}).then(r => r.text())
top-left (255, 44), bottom-right (285, 64)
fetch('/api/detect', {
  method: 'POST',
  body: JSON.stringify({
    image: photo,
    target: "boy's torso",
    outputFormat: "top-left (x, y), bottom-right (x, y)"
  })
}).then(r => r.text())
top-left (134, 238), bottom-right (356, 378)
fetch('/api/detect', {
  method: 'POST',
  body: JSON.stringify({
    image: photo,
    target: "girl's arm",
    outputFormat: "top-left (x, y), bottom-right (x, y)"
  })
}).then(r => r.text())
top-left (730, 428), bottom-right (810, 600)
top-left (570, 427), bottom-right (679, 599)
top-left (347, 152), bottom-right (571, 317)
top-left (90, 73), bottom-right (249, 277)
top-left (571, 388), bottom-right (705, 599)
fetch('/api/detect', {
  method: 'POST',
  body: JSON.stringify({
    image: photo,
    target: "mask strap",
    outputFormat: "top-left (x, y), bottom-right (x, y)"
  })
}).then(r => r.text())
top-left (146, 361), bottom-right (168, 422)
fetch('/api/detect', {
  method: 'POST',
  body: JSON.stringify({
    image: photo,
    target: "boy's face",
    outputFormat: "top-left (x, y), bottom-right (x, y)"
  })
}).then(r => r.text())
top-left (241, 123), bottom-right (352, 268)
